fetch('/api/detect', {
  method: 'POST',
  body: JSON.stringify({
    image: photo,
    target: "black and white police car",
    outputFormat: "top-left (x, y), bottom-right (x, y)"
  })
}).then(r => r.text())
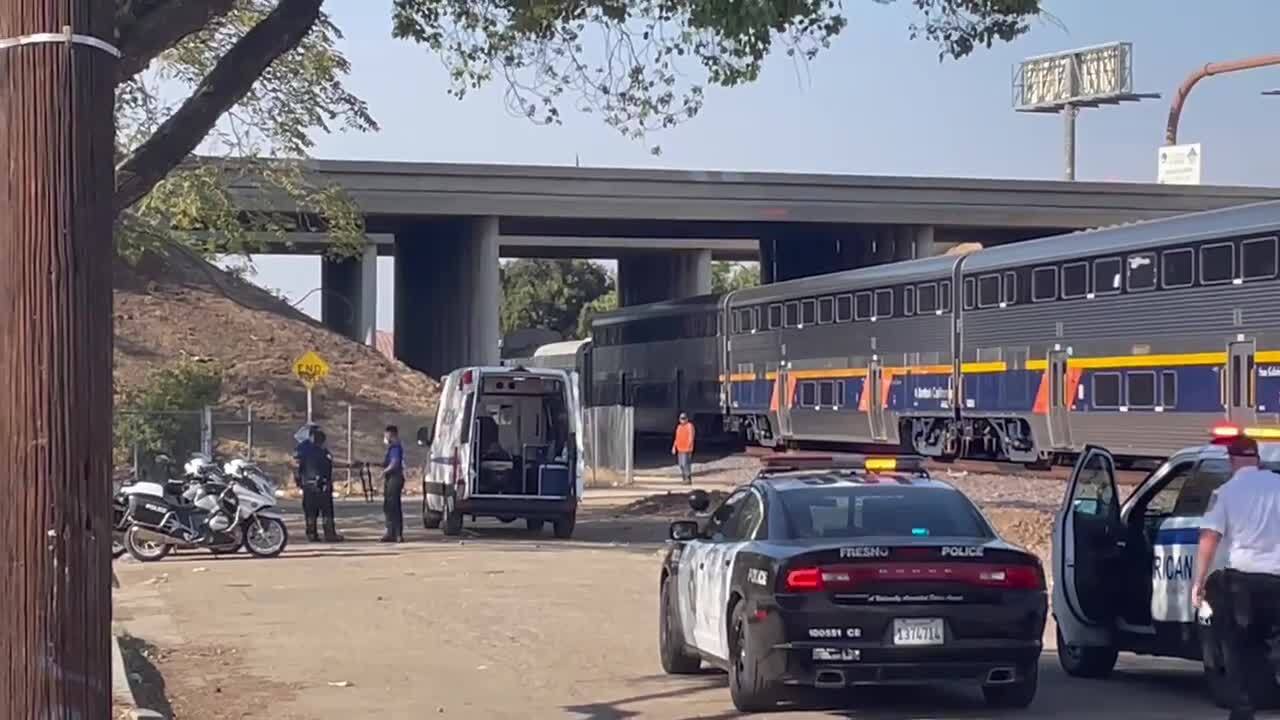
top-left (1052, 426), bottom-right (1280, 708)
top-left (657, 454), bottom-right (1048, 713)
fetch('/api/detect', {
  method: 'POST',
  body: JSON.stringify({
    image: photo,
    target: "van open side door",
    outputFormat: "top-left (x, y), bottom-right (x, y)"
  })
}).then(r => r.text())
top-left (1053, 445), bottom-right (1122, 648)
top-left (567, 370), bottom-right (585, 497)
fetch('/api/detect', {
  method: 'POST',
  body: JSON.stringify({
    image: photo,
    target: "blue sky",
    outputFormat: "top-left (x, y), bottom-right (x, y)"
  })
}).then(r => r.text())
top-left (243, 0), bottom-right (1280, 330)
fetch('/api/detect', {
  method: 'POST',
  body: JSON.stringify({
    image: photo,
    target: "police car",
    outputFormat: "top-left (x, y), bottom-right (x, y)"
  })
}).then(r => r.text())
top-left (1052, 426), bottom-right (1280, 708)
top-left (657, 454), bottom-right (1048, 713)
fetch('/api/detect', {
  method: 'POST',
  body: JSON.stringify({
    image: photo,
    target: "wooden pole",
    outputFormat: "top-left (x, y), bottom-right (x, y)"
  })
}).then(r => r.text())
top-left (0, 2), bottom-right (117, 718)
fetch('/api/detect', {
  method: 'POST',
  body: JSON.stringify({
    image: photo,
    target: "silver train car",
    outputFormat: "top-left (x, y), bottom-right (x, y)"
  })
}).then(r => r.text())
top-left (592, 200), bottom-right (1280, 461)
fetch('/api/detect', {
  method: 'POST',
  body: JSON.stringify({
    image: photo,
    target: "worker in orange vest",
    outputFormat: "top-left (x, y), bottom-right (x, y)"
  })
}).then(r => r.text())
top-left (672, 413), bottom-right (695, 485)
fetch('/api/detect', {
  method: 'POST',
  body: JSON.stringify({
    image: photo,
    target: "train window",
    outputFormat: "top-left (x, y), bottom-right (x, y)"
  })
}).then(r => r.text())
top-left (836, 294), bottom-right (853, 323)
top-left (875, 289), bottom-right (893, 318)
top-left (963, 278), bottom-right (976, 309)
top-left (940, 281), bottom-right (953, 312)
top-left (977, 274), bottom-right (1001, 308)
top-left (1062, 262), bottom-right (1088, 299)
top-left (1200, 242), bottom-right (1235, 285)
top-left (768, 304), bottom-right (783, 329)
top-left (740, 308), bottom-right (755, 333)
top-left (818, 297), bottom-right (834, 324)
top-left (1032, 266), bottom-right (1058, 302)
top-left (904, 286), bottom-right (916, 316)
top-left (836, 380), bottom-right (846, 406)
top-left (801, 299), bottom-right (817, 326)
top-left (785, 301), bottom-right (801, 327)
top-left (1160, 249), bottom-right (1193, 288)
top-left (752, 307), bottom-right (761, 332)
top-left (1093, 373), bottom-right (1122, 409)
top-left (1161, 370), bottom-right (1178, 408)
top-left (1093, 257), bottom-right (1122, 295)
top-left (1127, 371), bottom-right (1156, 408)
top-left (1128, 252), bottom-right (1158, 291)
top-left (800, 382), bottom-right (817, 407)
top-left (1003, 272), bottom-right (1017, 305)
top-left (1242, 237), bottom-right (1278, 281)
top-left (855, 292), bottom-right (873, 320)
top-left (819, 381), bottom-right (835, 406)
top-left (917, 283), bottom-right (938, 314)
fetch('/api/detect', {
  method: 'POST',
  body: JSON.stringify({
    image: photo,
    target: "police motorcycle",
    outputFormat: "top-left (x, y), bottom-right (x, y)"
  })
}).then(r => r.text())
top-left (121, 455), bottom-right (289, 562)
top-left (112, 454), bottom-right (188, 560)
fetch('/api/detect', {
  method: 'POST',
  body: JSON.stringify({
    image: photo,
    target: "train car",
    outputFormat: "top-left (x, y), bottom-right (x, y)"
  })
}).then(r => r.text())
top-left (590, 293), bottom-right (725, 436)
top-left (722, 256), bottom-right (958, 450)
top-left (957, 200), bottom-right (1280, 461)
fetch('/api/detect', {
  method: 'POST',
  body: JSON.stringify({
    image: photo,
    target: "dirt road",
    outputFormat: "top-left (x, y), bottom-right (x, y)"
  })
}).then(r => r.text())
top-left (113, 486), bottom-right (1242, 720)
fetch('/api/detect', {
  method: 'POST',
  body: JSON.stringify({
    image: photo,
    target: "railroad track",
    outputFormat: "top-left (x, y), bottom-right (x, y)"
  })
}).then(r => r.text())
top-left (741, 446), bottom-right (1150, 486)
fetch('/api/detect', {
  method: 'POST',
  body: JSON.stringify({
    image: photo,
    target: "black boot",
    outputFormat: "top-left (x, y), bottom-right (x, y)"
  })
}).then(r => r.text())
top-left (322, 518), bottom-right (344, 543)
top-left (305, 518), bottom-right (320, 543)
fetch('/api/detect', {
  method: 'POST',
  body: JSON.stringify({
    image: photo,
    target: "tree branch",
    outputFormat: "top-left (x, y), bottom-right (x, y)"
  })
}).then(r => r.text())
top-left (113, 0), bottom-right (324, 216)
top-left (115, 0), bottom-right (238, 83)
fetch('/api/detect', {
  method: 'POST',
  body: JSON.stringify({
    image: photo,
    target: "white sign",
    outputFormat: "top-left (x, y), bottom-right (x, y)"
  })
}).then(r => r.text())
top-left (1158, 143), bottom-right (1202, 185)
top-left (1015, 43), bottom-right (1132, 110)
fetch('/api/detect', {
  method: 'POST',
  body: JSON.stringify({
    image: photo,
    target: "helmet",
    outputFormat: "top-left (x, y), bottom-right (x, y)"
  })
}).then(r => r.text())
top-left (184, 455), bottom-right (213, 477)
top-left (224, 458), bottom-right (249, 476)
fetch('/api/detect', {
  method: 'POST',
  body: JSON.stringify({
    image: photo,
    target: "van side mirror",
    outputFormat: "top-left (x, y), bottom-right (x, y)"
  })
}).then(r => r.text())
top-left (669, 520), bottom-right (699, 542)
top-left (688, 489), bottom-right (710, 513)
top-left (416, 425), bottom-right (434, 447)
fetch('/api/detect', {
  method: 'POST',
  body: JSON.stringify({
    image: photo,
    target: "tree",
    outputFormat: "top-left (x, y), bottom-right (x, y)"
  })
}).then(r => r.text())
top-left (501, 260), bottom-right (614, 338)
top-left (712, 262), bottom-right (761, 294)
top-left (115, 361), bottom-right (225, 463)
top-left (577, 290), bottom-right (619, 339)
top-left (115, 0), bottom-right (1043, 262)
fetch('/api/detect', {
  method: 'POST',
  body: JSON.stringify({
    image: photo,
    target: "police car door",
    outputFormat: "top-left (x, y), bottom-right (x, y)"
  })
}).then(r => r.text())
top-left (1150, 456), bottom-right (1231, 626)
top-left (681, 490), bottom-right (750, 659)
top-left (1053, 445), bottom-right (1121, 647)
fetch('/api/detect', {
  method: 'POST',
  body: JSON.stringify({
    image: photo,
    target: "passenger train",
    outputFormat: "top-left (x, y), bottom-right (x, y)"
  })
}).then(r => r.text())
top-left (579, 201), bottom-right (1280, 462)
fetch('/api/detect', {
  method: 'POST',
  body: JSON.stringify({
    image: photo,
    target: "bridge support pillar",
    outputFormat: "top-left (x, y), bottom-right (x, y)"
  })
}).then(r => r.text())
top-left (321, 243), bottom-right (377, 346)
top-left (617, 249), bottom-right (711, 306)
top-left (393, 217), bottom-right (501, 378)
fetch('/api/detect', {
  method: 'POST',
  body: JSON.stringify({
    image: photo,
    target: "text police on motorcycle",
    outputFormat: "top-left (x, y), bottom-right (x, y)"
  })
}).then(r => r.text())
top-left (296, 428), bottom-right (344, 543)
top-left (1192, 435), bottom-right (1280, 720)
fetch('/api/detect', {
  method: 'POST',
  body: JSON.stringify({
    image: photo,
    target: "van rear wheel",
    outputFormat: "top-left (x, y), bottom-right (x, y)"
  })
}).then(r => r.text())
top-left (553, 513), bottom-right (576, 539)
top-left (422, 493), bottom-right (443, 529)
top-left (525, 518), bottom-right (544, 533)
top-left (442, 497), bottom-right (463, 536)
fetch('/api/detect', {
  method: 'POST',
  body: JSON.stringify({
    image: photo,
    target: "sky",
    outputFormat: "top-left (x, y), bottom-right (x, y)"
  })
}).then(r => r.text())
top-left (239, 0), bottom-right (1280, 331)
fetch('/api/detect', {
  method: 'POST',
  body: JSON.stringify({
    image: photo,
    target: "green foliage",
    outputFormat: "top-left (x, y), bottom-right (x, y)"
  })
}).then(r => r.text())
top-left (711, 262), bottom-right (760, 294)
top-left (390, 0), bottom-right (1039, 151)
top-left (115, 0), bottom-right (377, 262)
top-left (114, 360), bottom-right (225, 461)
top-left (501, 259), bottom-right (614, 338)
top-left (577, 289), bottom-right (619, 339)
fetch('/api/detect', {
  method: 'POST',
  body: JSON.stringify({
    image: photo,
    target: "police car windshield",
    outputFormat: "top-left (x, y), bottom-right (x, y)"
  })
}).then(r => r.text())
top-left (1261, 442), bottom-right (1280, 470)
top-left (778, 485), bottom-right (993, 541)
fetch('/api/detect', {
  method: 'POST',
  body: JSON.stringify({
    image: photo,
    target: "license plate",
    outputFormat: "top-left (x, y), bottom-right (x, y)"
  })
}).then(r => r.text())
top-left (892, 618), bottom-right (944, 646)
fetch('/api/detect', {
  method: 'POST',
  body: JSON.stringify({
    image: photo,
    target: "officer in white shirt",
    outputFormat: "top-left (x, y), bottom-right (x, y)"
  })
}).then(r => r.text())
top-left (1192, 435), bottom-right (1280, 720)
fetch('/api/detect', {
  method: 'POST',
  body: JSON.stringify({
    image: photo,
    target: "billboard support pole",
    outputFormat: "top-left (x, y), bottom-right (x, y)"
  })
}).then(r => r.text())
top-left (1063, 103), bottom-right (1077, 181)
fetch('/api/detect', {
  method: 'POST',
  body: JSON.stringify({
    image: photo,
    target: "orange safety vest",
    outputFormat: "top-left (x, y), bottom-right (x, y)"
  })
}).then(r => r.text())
top-left (673, 423), bottom-right (695, 453)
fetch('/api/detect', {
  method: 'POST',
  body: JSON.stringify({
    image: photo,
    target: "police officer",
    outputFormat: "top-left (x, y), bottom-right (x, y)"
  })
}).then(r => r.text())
top-left (381, 425), bottom-right (405, 543)
top-left (298, 430), bottom-right (344, 543)
top-left (1192, 435), bottom-right (1280, 720)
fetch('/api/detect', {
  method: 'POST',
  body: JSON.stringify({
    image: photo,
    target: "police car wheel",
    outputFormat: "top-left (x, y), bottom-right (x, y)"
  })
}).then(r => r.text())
top-left (658, 577), bottom-right (701, 674)
top-left (1055, 627), bottom-right (1118, 678)
top-left (981, 660), bottom-right (1038, 709)
top-left (729, 601), bottom-right (780, 712)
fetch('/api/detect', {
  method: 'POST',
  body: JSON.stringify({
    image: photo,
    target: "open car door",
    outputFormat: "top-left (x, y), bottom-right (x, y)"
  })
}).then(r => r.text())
top-left (1053, 445), bottom-right (1122, 648)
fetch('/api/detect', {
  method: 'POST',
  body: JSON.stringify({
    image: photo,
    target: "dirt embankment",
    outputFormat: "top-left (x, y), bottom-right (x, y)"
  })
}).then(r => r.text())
top-left (113, 246), bottom-right (440, 477)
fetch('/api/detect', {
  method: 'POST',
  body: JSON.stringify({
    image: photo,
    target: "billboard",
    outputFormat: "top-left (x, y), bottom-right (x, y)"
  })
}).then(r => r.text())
top-left (1157, 144), bottom-right (1202, 185)
top-left (1014, 43), bottom-right (1134, 111)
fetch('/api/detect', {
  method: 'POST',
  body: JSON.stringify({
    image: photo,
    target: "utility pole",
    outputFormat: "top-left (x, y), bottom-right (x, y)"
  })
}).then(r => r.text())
top-left (1063, 103), bottom-right (1078, 181)
top-left (0, 1), bottom-right (117, 718)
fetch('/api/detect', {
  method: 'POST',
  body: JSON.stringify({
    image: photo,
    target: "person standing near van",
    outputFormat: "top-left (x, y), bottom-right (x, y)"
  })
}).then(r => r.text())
top-left (1192, 435), bottom-right (1280, 720)
top-left (381, 425), bottom-right (406, 543)
top-left (672, 413), bottom-right (695, 485)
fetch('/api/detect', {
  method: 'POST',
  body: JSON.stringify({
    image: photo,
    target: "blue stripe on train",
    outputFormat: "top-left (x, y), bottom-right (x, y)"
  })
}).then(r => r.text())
top-left (962, 370), bottom-right (1041, 413)
top-left (1075, 366), bottom-right (1222, 413)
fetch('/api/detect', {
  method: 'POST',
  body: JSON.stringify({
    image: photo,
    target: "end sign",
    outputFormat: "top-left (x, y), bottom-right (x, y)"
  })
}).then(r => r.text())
top-left (293, 351), bottom-right (330, 387)
top-left (1158, 143), bottom-right (1202, 185)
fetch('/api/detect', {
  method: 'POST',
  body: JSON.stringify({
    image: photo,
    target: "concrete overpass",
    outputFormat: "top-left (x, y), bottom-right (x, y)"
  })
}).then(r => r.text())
top-left (228, 159), bottom-right (1280, 378)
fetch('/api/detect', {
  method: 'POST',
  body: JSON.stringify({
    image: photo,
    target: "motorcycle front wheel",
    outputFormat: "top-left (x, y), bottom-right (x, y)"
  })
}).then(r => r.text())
top-left (124, 526), bottom-right (172, 563)
top-left (243, 517), bottom-right (288, 558)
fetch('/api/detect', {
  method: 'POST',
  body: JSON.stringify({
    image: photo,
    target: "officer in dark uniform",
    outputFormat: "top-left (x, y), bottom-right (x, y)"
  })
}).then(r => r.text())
top-left (381, 425), bottom-right (406, 543)
top-left (1192, 435), bottom-right (1280, 720)
top-left (299, 430), bottom-right (344, 543)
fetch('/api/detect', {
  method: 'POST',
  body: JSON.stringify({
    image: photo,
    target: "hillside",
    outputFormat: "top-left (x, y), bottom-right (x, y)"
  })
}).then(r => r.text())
top-left (114, 246), bottom-right (440, 478)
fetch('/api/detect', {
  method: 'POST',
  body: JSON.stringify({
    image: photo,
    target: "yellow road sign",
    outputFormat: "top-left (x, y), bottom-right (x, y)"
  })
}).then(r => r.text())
top-left (293, 351), bottom-right (330, 387)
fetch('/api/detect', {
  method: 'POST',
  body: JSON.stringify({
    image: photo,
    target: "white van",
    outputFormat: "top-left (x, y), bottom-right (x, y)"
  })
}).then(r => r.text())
top-left (418, 366), bottom-right (585, 538)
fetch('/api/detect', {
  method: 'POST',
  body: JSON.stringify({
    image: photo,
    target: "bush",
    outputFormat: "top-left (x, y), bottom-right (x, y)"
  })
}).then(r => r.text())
top-left (115, 360), bottom-right (224, 463)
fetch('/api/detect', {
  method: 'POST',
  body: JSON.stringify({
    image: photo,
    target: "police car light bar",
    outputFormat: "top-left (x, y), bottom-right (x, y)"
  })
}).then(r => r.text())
top-left (758, 453), bottom-right (927, 474)
top-left (1210, 424), bottom-right (1280, 440)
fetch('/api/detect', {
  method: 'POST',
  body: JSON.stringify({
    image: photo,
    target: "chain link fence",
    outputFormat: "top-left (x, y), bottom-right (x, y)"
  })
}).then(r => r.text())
top-left (583, 405), bottom-right (634, 487)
